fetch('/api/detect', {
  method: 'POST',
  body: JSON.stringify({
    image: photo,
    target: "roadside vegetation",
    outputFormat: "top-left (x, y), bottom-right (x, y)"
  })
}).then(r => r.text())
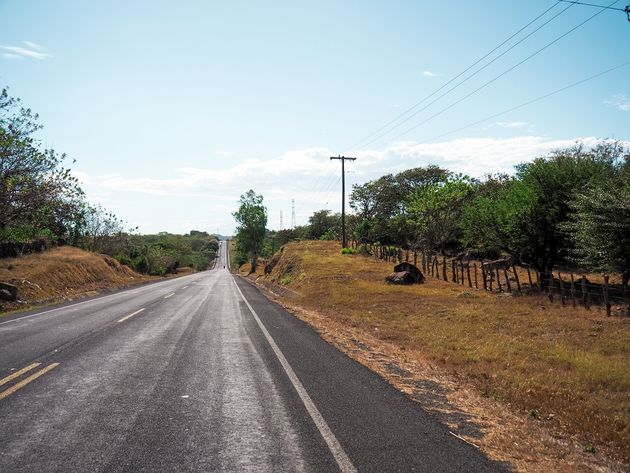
top-left (256, 240), bottom-right (630, 469)
top-left (0, 87), bottom-right (219, 277)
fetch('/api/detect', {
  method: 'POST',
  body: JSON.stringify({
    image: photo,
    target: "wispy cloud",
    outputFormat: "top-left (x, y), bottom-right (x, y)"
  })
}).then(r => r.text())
top-left (605, 94), bottom-right (630, 112)
top-left (1, 41), bottom-right (51, 60)
top-left (422, 70), bottom-right (439, 77)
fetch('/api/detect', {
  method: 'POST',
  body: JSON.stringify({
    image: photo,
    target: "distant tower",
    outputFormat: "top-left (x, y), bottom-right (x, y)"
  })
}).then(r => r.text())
top-left (291, 199), bottom-right (296, 228)
top-left (280, 210), bottom-right (283, 231)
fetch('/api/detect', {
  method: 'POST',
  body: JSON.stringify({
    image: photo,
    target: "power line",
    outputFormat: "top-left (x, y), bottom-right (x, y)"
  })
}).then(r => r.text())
top-left (425, 61), bottom-right (629, 142)
top-left (558, 0), bottom-right (627, 11)
top-left (355, 1), bottom-right (576, 150)
top-left (344, 1), bottom-right (566, 152)
top-left (385, 0), bottom-right (622, 144)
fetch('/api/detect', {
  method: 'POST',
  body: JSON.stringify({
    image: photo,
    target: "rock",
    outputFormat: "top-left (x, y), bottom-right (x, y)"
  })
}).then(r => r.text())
top-left (386, 271), bottom-right (416, 285)
top-left (0, 282), bottom-right (18, 301)
top-left (394, 262), bottom-right (425, 283)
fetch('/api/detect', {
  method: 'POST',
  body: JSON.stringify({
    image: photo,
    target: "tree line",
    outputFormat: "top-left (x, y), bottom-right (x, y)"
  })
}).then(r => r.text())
top-left (234, 142), bottom-right (630, 284)
top-left (0, 87), bottom-right (219, 274)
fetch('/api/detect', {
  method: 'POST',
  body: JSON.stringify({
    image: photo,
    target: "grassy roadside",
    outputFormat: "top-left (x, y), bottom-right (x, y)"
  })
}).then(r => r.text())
top-left (0, 246), bottom-right (192, 315)
top-left (248, 240), bottom-right (630, 472)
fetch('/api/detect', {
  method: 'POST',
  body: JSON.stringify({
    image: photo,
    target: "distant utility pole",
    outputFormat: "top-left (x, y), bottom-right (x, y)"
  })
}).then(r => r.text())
top-left (291, 199), bottom-right (296, 228)
top-left (330, 155), bottom-right (357, 249)
top-left (280, 210), bottom-right (283, 231)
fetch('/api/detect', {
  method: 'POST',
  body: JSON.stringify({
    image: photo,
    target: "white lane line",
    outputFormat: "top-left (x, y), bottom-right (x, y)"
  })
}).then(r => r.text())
top-left (164, 293), bottom-right (175, 299)
top-left (231, 277), bottom-right (358, 473)
top-left (182, 286), bottom-right (189, 289)
top-left (0, 273), bottom-right (204, 327)
top-left (117, 308), bottom-right (145, 323)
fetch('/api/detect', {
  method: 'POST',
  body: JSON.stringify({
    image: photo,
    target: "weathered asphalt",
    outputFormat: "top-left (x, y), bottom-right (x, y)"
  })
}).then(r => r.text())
top-left (0, 242), bottom-right (507, 472)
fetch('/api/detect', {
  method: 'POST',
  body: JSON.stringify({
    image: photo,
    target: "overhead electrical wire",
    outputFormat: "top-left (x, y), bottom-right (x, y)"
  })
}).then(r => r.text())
top-left (381, 0), bottom-right (622, 145)
top-left (557, 0), bottom-right (628, 11)
top-left (424, 61), bottom-right (629, 142)
top-left (353, 1), bottom-right (577, 151)
top-left (343, 0), bottom-right (566, 152)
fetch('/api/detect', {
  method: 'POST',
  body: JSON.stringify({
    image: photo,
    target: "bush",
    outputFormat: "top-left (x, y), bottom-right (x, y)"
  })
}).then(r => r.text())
top-left (341, 247), bottom-right (357, 255)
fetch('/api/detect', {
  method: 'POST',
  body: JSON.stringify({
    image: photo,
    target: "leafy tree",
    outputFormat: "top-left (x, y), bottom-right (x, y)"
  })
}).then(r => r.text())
top-left (308, 209), bottom-right (340, 240)
top-left (0, 87), bottom-right (84, 246)
top-left (233, 190), bottom-right (267, 272)
top-left (404, 177), bottom-right (475, 253)
top-left (564, 166), bottom-right (630, 284)
top-left (350, 166), bottom-right (450, 244)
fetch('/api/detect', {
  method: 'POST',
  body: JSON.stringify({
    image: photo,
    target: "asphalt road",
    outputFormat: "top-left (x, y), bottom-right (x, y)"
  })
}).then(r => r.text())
top-left (0, 242), bottom-right (507, 472)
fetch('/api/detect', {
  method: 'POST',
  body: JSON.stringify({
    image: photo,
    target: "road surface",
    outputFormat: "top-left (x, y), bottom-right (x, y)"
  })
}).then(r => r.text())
top-left (0, 242), bottom-right (506, 472)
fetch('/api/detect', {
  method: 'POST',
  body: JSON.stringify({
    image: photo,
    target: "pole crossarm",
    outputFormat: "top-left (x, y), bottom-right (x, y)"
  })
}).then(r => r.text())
top-left (329, 155), bottom-right (357, 249)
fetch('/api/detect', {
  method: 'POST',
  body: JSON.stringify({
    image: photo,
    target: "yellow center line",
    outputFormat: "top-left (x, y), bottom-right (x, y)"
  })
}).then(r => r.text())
top-left (0, 363), bottom-right (41, 388)
top-left (0, 363), bottom-right (59, 402)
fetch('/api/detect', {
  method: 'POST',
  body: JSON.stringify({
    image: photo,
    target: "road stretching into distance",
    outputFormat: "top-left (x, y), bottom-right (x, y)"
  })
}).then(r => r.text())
top-left (0, 242), bottom-right (505, 472)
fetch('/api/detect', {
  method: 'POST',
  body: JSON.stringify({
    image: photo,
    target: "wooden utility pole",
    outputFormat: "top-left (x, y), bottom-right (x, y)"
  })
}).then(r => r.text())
top-left (330, 155), bottom-right (356, 249)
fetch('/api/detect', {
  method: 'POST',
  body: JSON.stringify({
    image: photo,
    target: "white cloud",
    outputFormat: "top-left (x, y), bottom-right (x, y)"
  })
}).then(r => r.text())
top-left (605, 94), bottom-right (630, 112)
top-left (422, 70), bottom-right (439, 77)
top-left (75, 137), bottom-right (628, 232)
top-left (1, 41), bottom-right (51, 60)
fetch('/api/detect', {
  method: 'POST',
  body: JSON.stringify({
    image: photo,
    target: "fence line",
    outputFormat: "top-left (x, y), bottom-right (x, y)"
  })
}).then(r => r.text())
top-left (348, 240), bottom-right (630, 316)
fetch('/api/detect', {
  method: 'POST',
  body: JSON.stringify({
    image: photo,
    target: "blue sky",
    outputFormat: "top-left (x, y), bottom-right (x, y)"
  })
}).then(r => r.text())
top-left (1, 0), bottom-right (629, 234)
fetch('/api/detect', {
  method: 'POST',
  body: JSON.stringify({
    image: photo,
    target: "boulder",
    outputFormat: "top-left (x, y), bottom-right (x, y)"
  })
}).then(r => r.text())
top-left (0, 282), bottom-right (18, 301)
top-left (385, 271), bottom-right (415, 285)
top-left (393, 262), bottom-right (425, 283)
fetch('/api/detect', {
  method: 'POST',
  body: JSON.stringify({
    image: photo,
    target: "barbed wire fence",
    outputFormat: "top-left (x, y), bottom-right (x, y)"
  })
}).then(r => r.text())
top-left (347, 240), bottom-right (630, 317)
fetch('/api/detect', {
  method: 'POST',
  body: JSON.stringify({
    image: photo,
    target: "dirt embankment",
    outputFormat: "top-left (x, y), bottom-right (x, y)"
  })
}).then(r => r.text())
top-left (0, 247), bottom-right (156, 313)
top-left (242, 240), bottom-right (630, 473)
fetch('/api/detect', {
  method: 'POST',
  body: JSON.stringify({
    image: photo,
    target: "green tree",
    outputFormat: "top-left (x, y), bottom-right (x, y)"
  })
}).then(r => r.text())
top-left (233, 190), bottom-right (267, 272)
top-left (563, 148), bottom-right (630, 284)
top-left (0, 87), bottom-right (84, 247)
top-left (308, 209), bottom-right (340, 240)
top-left (404, 177), bottom-right (475, 253)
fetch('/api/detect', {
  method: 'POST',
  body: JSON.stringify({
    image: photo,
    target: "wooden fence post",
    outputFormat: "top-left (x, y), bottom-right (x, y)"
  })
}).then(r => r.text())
top-left (496, 268), bottom-right (503, 292)
top-left (413, 251), bottom-right (417, 266)
top-left (451, 260), bottom-right (457, 283)
top-left (536, 271), bottom-right (541, 293)
top-left (604, 275), bottom-right (611, 316)
top-left (503, 268), bottom-right (512, 292)
top-left (570, 273), bottom-right (576, 308)
top-left (526, 267), bottom-right (533, 290)
top-left (548, 273), bottom-right (554, 302)
top-left (460, 262), bottom-right (465, 285)
top-left (474, 263), bottom-right (478, 289)
top-left (482, 265), bottom-right (487, 291)
top-left (466, 263), bottom-right (472, 288)
top-left (405, 250), bottom-right (410, 263)
top-left (443, 256), bottom-right (448, 282)
top-left (580, 275), bottom-right (589, 309)
top-left (489, 268), bottom-right (494, 292)
top-left (512, 265), bottom-right (521, 292)
top-left (558, 273), bottom-right (566, 306)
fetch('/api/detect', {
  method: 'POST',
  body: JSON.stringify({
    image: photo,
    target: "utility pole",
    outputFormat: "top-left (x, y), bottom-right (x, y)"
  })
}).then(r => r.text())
top-left (280, 210), bottom-right (283, 231)
top-left (330, 155), bottom-right (356, 249)
top-left (291, 198), bottom-right (296, 228)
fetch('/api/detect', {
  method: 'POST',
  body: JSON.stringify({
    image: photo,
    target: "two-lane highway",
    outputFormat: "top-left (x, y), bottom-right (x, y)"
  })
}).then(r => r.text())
top-left (0, 242), bottom-right (506, 472)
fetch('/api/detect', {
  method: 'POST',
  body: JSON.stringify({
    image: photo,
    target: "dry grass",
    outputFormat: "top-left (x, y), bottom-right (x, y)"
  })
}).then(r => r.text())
top-left (0, 247), bottom-right (154, 313)
top-left (250, 240), bottom-right (630, 472)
